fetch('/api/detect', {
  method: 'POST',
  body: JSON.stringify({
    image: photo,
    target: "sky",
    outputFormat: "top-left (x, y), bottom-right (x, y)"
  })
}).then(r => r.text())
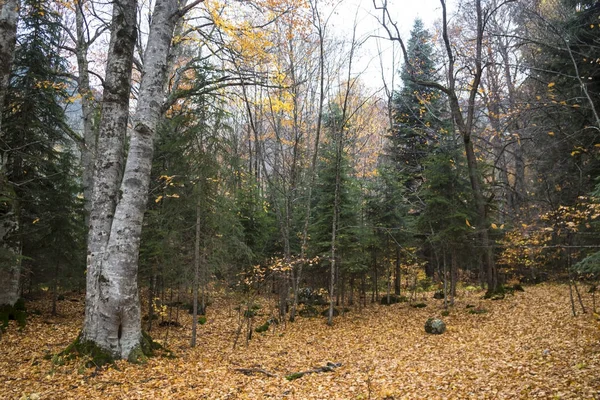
top-left (327, 0), bottom-right (441, 93)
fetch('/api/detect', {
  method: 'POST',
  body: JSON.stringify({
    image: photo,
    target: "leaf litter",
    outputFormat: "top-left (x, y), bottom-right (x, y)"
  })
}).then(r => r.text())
top-left (1, 284), bottom-right (599, 399)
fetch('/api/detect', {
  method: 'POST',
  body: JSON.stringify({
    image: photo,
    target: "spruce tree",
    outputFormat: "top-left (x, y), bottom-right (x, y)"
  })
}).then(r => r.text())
top-left (0, 0), bottom-right (84, 306)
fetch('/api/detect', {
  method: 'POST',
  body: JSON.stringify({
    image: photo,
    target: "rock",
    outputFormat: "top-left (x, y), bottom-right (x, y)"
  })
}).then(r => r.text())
top-left (424, 318), bottom-right (446, 334)
top-left (410, 302), bottom-right (427, 308)
top-left (298, 305), bottom-right (319, 318)
top-left (433, 291), bottom-right (444, 299)
top-left (542, 349), bottom-right (551, 357)
top-left (298, 287), bottom-right (327, 306)
top-left (320, 308), bottom-right (340, 317)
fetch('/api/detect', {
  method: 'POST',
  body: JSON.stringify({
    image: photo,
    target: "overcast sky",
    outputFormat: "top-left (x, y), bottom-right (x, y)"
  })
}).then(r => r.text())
top-left (327, 0), bottom-right (441, 93)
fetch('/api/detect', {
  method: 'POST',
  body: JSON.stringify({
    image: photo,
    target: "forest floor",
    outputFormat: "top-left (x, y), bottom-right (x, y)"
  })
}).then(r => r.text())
top-left (1, 284), bottom-right (599, 399)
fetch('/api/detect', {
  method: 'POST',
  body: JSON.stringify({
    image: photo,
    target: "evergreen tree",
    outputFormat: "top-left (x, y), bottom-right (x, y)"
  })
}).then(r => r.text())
top-left (0, 0), bottom-right (84, 303)
top-left (389, 19), bottom-right (442, 202)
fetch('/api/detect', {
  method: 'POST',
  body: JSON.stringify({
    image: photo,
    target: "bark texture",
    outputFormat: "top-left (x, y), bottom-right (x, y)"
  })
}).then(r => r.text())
top-left (75, 0), bottom-right (98, 225)
top-left (82, 0), bottom-right (183, 361)
top-left (0, 0), bottom-right (20, 307)
top-left (82, 0), bottom-right (139, 359)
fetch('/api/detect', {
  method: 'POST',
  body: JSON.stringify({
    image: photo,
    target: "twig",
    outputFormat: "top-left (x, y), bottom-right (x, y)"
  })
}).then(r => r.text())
top-left (234, 368), bottom-right (277, 378)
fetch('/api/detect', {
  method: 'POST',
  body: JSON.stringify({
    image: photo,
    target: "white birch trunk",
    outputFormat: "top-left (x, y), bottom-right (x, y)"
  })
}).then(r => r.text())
top-left (0, 0), bottom-right (20, 307)
top-left (75, 1), bottom-right (97, 225)
top-left (81, 0), bottom-right (138, 357)
top-left (0, 0), bottom-right (18, 135)
top-left (83, 0), bottom-right (184, 360)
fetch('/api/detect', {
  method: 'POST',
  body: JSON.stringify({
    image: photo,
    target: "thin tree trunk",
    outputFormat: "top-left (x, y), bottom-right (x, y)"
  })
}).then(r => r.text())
top-left (291, 1), bottom-right (326, 322)
top-left (191, 203), bottom-right (201, 348)
top-left (52, 263), bottom-right (60, 316)
top-left (394, 246), bottom-right (401, 295)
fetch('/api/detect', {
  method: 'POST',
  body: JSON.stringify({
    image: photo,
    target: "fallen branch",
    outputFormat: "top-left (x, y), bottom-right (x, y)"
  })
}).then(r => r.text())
top-left (285, 362), bottom-right (342, 381)
top-left (234, 367), bottom-right (277, 378)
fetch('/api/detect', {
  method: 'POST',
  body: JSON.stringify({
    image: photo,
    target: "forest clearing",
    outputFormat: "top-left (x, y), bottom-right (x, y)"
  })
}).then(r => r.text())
top-left (1, 284), bottom-right (599, 399)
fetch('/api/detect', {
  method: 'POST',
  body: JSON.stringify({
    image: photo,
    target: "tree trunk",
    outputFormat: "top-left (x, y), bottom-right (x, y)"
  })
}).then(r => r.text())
top-left (394, 246), bottom-right (401, 295)
top-left (81, 0), bottom-right (138, 359)
top-left (75, 1), bottom-right (97, 226)
top-left (0, 0), bottom-right (20, 308)
top-left (191, 203), bottom-right (201, 348)
top-left (82, 0), bottom-right (185, 361)
top-left (0, 0), bottom-right (18, 136)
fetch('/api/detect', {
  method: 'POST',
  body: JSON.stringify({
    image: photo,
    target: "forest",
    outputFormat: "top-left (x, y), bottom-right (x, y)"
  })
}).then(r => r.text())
top-left (0, 0), bottom-right (599, 398)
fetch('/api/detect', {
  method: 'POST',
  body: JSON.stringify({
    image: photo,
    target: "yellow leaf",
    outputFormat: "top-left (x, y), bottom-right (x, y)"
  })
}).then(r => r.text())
top-left (491, 223), bottom-right (498, 229)
top-left (548, 131), bottom-right (555, 136)
top-left (155, 195), bottom-right (163, 203)
top-left (548, 82), bottom-right (555, 88)
top-left (466, 219), bottom-right (471, 227)
top-left (32, 218), bottom-right (40, 224)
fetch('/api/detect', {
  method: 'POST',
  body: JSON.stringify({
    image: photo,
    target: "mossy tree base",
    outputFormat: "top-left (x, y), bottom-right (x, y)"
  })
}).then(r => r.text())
top-left (58, 331), bottom-right (162, 367)
top-left (0, 298), bottom-right (27, 331)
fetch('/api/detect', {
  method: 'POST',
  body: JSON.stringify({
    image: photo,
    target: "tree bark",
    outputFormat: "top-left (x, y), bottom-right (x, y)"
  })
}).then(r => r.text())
top-left (82, 0), bottom-right (193, 360)
top-left (0, 0), bottom-right (20, 308)
top-left (75, 0), bottom-right (98, 226)
top-left (81, 0), bottom-right (138, 359)
top-left (191, 202), bottom-right (201, 347)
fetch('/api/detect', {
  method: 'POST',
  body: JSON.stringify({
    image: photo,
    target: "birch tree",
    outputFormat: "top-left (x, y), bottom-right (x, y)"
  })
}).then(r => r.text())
top-left (0, 0), bottom-right (20, 307)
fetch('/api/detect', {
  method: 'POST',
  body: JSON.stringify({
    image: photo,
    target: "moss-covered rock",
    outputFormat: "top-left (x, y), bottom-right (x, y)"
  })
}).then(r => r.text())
top-left (298, 305), bottom-right (318, 318)
top-left (320, 308), bottom-right (340, 317)
top-left (433, 291), bottom-right (445, 299)
top-left (410, 303), bottom-right (427, 308)
top-left (255, 321), bottom-right (270, 333)
top-left (424, 318), bottom-right (446, 334)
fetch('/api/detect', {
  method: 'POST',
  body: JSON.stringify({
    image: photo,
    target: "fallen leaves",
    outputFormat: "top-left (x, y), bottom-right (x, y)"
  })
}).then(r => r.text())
top-left (1, 285), bottom-right (599, 399)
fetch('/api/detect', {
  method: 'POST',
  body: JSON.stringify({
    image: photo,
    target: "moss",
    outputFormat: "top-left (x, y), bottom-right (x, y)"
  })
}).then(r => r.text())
top-left (197, 316), bottom-right (207, 325)
top-left (286, 372), bottom-right (304, 381)
top-left (141, 331), bottom-right (162, 354)
top-left (0, 301), bottom-right (27, 330)
top-left (127, 345), bottom-right (148, 364)
top-left (59, 335), bottom-right (115, 368)
top-left (484, 286), bottom-right (506, 300)
top-left (14, 310), bottom-right (27, 328)
top-left (14, 298), bottom-right (26, 311)
top-left (441, 310), bottom-right (450, 317)
top-left (255, 321), bottom-right (270, 333)
top-left (380, 295), bottom-right (408, 305)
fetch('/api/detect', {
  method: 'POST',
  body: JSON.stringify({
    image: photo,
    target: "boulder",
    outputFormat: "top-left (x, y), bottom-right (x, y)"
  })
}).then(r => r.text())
top-left (424, 318), bottom-right (446, 334)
